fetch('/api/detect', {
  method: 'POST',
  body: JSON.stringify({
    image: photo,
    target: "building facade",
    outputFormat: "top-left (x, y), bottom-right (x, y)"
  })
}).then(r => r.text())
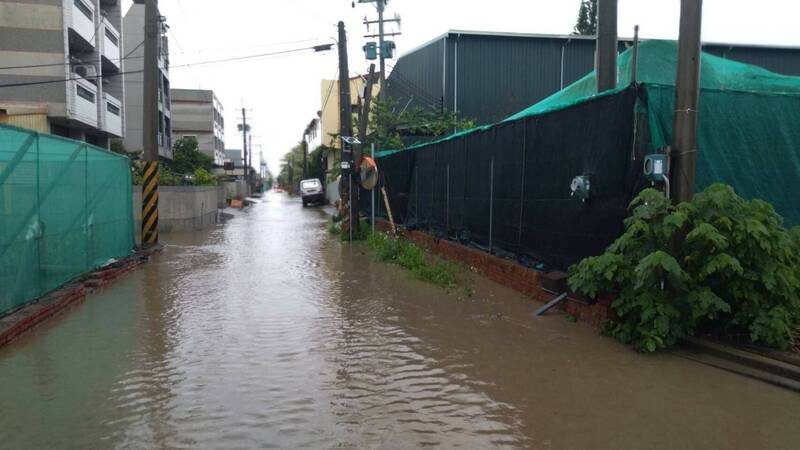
top-left (170, 88), bottom-right (225, 166)
top-left (319, 72), bottom-right (380, 174)
top-left (387, 30), bottom-right (800, 126)
top-left (0, 0), bottom-right (126, 146)
top-left (122, 0), bottom-right (171, 158)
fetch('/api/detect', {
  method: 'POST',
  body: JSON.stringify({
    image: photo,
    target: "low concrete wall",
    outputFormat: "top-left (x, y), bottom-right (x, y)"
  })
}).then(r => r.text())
top-left (223, 180), bottom-right (248, 201)
top-left (133, 186), bottom-right (222, 242)
top-left (217, 185), bottom-right (226, 209)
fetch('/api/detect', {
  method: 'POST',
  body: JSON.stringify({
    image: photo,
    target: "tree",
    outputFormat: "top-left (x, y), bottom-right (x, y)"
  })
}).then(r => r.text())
top-left (574, 0), bottom-right (598, 36)
top-left (365, 99), bottom-right (476, 152)
top-left (169, 136), bottom-right (213, 174)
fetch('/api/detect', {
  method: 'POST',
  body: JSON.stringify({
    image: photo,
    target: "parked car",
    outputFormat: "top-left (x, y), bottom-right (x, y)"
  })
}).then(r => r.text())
top-left (299, 178), bottom-right (324, 207)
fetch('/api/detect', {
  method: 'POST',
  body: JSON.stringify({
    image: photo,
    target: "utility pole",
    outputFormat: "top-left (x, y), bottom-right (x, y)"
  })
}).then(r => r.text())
top-left (671, 0), bottom-right (703, 203)
top-left (596, 0), bottom-right (618, 92)
top-left (248, 133), bottom-right (253, 191)
top-left (359, 0), bottom-right (401, 101)
top-left (141, 0), bottom-right (160, 247)
top-left (288, 154), bottom-right (294, 192)
top-left (377, 0), bottom-right (387, 101)
top-left (302, 135), bottom-right (308, 179)
top-left (357, 64), bottom-right (376, 151)
top-left (337, 21), bottom-right (356, 237)
top-left (241, 108), bottom-right (248, 194)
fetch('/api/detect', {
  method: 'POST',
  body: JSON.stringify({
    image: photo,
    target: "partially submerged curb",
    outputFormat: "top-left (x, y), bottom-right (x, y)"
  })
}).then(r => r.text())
top-left (372, 218), bottom-right (609, 325)
top-left (677, 338), bottom-right (800, 392)
top-left (0, 246), bottom-right (162, 348)
top-left (371, 219), bottom-right (800, 392)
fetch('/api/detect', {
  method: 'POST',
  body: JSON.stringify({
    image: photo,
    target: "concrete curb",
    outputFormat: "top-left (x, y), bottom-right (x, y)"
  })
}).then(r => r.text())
top-left (677, 338), bottom-right (800, 392)
top-left (0, 246), bottom-right (162, 348)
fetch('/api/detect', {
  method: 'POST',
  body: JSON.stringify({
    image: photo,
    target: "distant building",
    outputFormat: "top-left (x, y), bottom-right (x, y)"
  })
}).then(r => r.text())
top-left (0, 0), bottom-right (126, 146)
top-left (123, 1), bottom-right (172, 158)
top-left (387, 30), bottom-right (800, 126)
top-left (170, 88), bottom-right (225, 166)
top-left (319, 72), bottom-right (380, 173)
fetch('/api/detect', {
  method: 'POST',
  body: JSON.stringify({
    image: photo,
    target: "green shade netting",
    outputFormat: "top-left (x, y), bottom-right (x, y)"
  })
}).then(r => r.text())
top-left (0, 124), bottom-right (134, 315)
top-left (379, 40), bottom-right (800, 226)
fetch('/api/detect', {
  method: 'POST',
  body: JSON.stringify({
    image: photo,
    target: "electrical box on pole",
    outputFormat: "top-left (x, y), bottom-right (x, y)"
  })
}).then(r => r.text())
top-left (381, 41), bottom-right (396, 59)
top-left (363, 42), bottom-right (378, 60)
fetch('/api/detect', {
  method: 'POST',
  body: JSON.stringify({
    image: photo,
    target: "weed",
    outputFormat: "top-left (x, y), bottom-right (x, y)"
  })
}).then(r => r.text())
top-left (565, 314), bottom-right (578, 323)
top-left (366, 232), bottom-right (459, 289)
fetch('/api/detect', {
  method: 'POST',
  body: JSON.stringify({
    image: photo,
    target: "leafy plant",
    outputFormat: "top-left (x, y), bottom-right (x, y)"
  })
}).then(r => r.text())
top-left (193, 168), bottom-right (217, 186)
top-left (568, 184), bottom-right (800, 352)
top-left (366, 99), bottom-right (476, 152)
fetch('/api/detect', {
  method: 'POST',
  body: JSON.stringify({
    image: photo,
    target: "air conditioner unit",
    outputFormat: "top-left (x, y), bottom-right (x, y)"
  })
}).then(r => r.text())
top-left (73, 64), bottom-right (98, 79)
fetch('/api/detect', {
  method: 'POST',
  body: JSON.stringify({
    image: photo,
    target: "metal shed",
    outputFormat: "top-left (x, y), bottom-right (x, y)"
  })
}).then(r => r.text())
top-left (386, 30), bottom-right (800, 126)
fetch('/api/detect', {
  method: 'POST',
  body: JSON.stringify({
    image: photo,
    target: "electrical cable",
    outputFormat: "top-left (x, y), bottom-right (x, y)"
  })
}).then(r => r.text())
top-left (0, 44), bottom-right (331, 89)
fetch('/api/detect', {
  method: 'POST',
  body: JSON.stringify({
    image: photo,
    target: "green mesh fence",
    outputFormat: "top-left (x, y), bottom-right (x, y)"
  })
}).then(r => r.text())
top-left (0, 124), bottom-right (134, 316)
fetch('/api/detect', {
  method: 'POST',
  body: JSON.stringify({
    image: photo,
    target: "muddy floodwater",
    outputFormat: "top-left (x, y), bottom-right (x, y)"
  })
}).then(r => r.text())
top-left (1, 192), bottom-right (798, 449)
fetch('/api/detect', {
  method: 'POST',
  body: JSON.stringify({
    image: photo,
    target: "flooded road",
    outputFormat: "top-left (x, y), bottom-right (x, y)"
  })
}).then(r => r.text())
top-left (1, 192), bottom-right (799, 449)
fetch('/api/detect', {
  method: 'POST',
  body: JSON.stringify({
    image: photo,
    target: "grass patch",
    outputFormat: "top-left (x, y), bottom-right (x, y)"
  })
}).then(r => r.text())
top-left (367, 231), bottom-right (459, 290)
top-left (328, 219), bottom-right (341, 235)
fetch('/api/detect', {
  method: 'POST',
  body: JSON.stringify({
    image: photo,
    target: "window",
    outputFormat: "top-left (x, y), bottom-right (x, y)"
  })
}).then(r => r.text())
top-left (106, 102), bottom-right (120, 116)
top-left (76, 85), bottom-right (95, 102)
top-left (104, 28), bottom-right (118, 46)
top-left (73, 0), bottom-right (92, 20)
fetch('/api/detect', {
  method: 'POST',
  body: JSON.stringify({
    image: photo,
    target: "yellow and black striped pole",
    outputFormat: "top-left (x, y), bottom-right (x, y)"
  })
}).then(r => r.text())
top-left (141, 0), bottom-right (159, 248)
top-left (141, 160), bottom-right (159, 247)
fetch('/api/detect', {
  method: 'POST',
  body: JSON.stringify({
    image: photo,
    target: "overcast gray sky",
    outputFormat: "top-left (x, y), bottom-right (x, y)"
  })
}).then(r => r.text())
top-left (121, 0), bottom-right (800, 175)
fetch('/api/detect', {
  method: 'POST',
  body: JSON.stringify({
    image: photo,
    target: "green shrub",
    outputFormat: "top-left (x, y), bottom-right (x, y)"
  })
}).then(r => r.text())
top-left (568, 184), bottom-right (800, 352)
top-left (193, 168), bottom-right (217, 186)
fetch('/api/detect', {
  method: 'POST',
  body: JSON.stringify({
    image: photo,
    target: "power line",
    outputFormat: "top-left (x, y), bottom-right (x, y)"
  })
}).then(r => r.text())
top-left (0, 44), bottom-right (330, 89)
top-left (0, 37), bottom-right (330, 71)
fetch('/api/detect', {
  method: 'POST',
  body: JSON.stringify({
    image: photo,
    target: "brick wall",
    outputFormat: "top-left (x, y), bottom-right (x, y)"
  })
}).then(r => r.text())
top-left (375, 219), bottom-right (610, 327)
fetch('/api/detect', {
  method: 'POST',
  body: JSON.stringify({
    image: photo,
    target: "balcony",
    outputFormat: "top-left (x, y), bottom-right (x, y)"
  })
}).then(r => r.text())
top-left (102, 93), bottom-right (123, 137)
top-left (67, 0), bottom-right (96, 50)
top-left (101, 19), bottom-right (121, 71)
top-left (68, 75), bottom-right (98, 128)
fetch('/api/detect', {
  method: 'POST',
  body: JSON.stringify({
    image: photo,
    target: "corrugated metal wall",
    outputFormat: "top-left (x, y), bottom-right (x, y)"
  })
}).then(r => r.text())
top-left (385, 38), bottom-right (446, 113)
top-left (386, 33), bottom-right (800, 126)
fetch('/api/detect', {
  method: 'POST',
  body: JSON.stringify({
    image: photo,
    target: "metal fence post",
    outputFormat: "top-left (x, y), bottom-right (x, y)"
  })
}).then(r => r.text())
top-left (489, 155), bottom-right (494, 252)
top-left (415, 162), bottom-right (419, 225)
top-left (446, 163), bottom-right (450, 234)
top-left (517, 123), bottom-right (527, 254)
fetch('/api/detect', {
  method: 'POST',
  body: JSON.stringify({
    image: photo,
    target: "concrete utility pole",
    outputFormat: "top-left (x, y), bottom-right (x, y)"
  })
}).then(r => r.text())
top-left (241, 108), bottom-right (248, 193)
top-left (301, 135), bottom-right (308, 179)
top-left (671, 0), bottom-right (703, 203)
top-left (141, 0), bottom-right (160, 247)
top-left (596, 0), bottom-right (618, 92)
top-left (359, 0), bottom-right (400, 101)
top-left (337, 21), bottom-right (356, 237)
top-left (248, 133), bottom-right (253, 190)
top-left (377, 0), bottom-right (387, 101)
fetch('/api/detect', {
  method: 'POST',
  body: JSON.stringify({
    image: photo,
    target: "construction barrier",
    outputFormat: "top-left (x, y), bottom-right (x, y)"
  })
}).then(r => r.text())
top-left (0, 124), bottom-right (134, 316)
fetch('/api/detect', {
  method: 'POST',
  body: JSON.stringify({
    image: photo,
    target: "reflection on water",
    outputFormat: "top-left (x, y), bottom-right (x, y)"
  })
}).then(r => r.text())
top-left (1, 192), bottom-right (798, 449)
